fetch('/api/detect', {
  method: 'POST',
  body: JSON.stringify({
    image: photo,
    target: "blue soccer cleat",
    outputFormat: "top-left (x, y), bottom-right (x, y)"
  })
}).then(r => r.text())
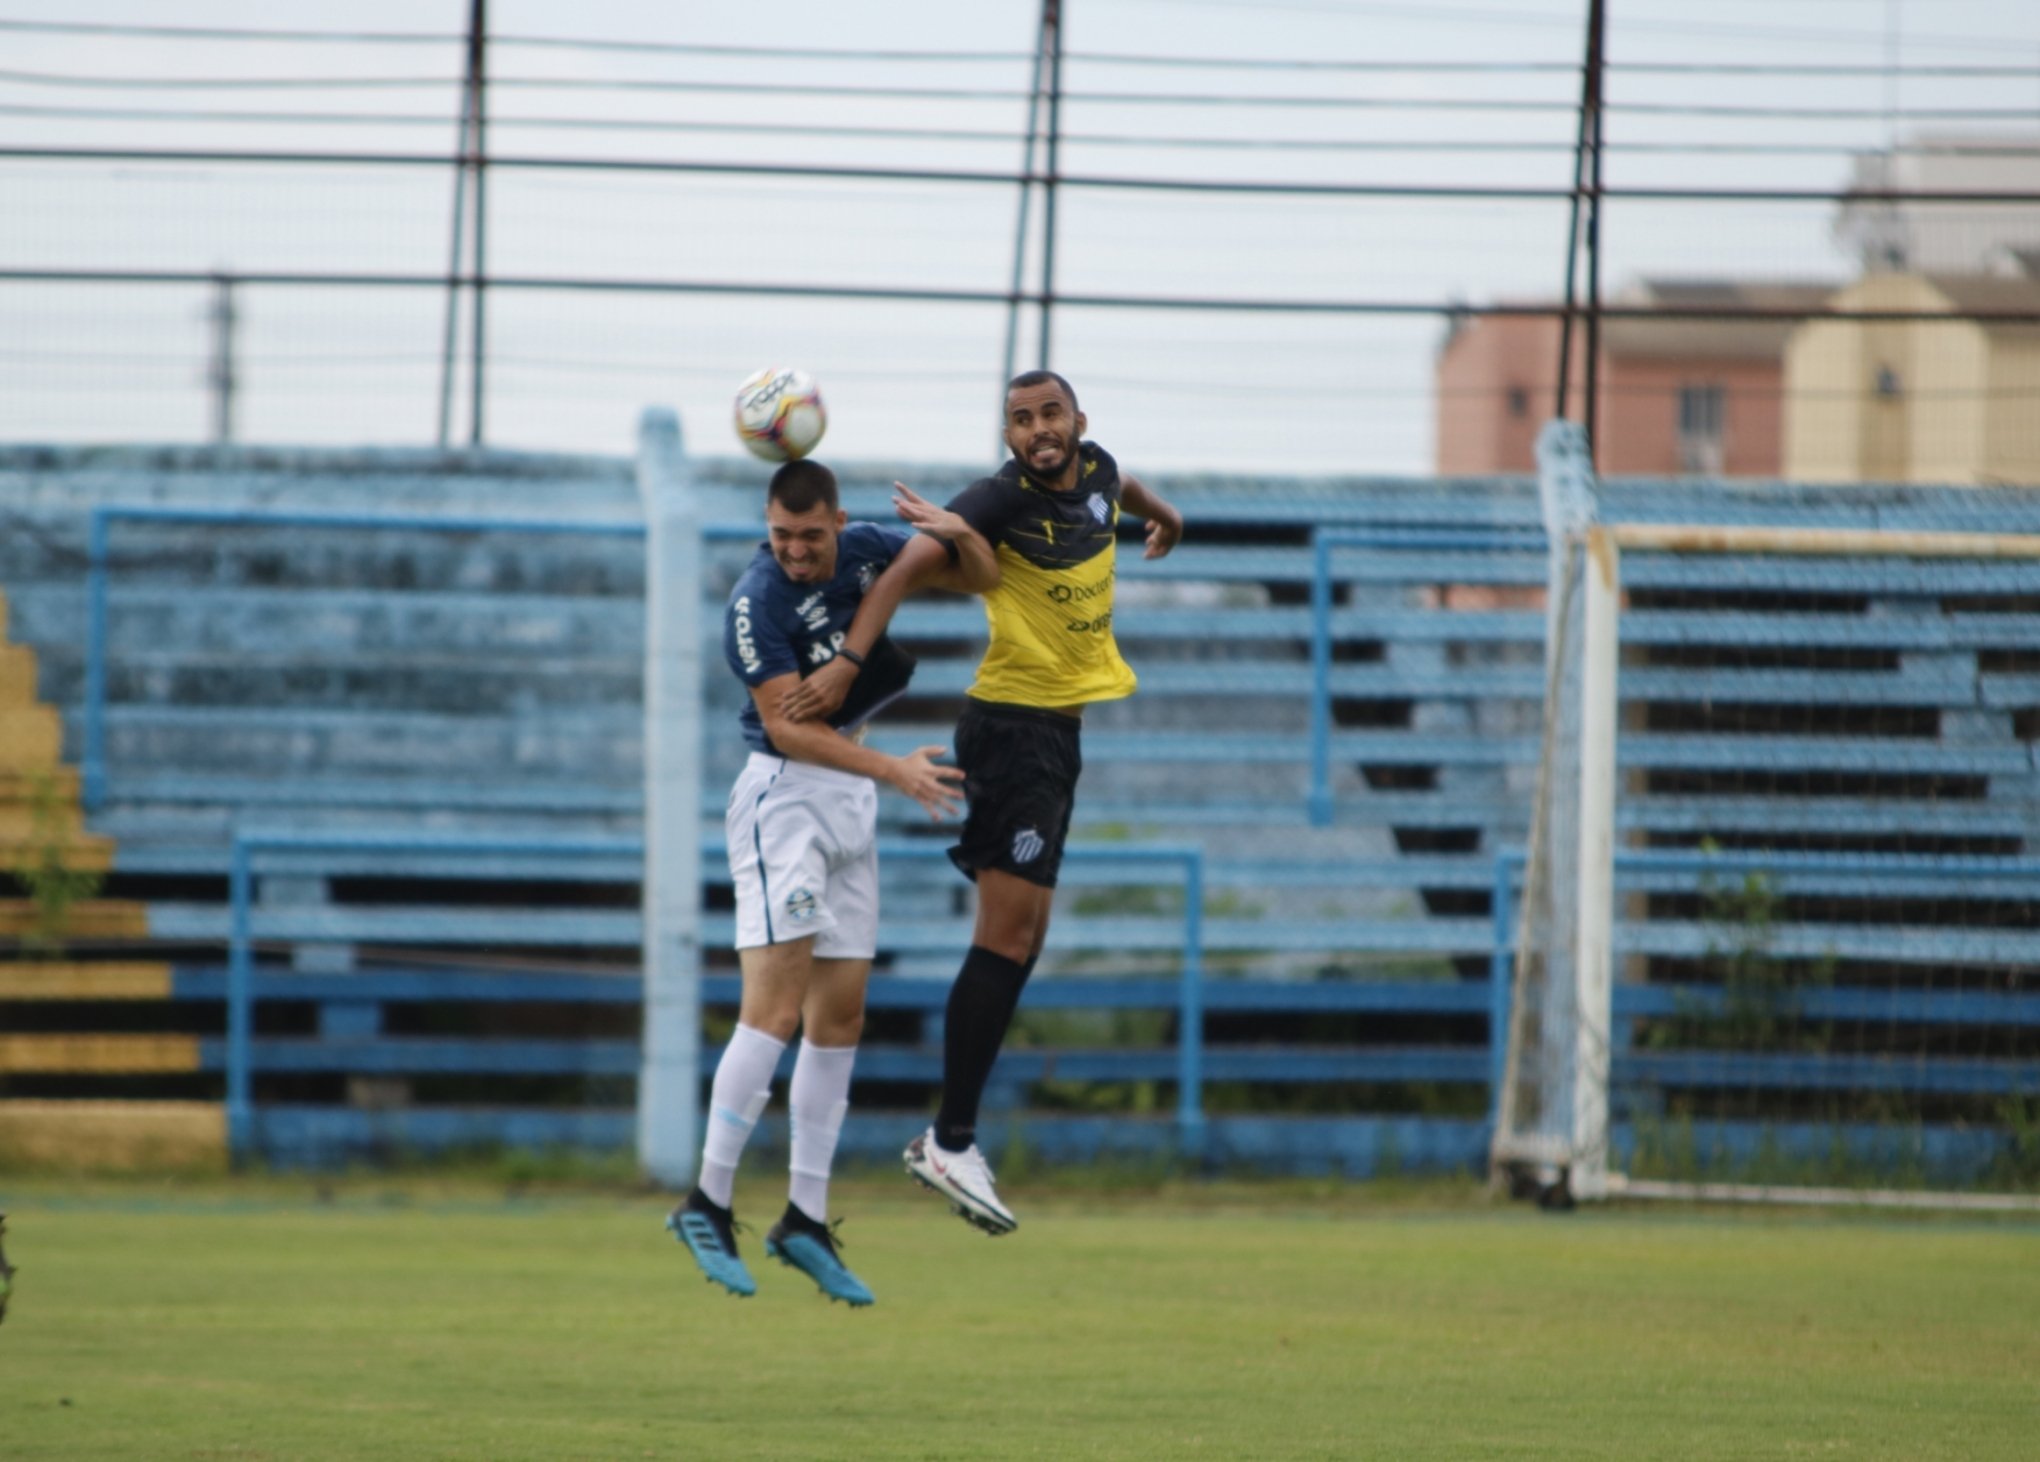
top-left (667, 1191), bottom-right (756, 1298)
top-left (765, 1204), bottom-right (874, 1308)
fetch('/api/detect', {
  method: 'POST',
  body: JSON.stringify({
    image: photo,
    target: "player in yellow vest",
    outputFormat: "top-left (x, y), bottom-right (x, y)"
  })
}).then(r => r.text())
top-left (783, 370), bottom-right (1183, 1233)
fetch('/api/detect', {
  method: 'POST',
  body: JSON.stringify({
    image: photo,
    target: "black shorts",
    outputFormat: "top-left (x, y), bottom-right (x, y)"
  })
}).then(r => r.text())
top-left (947, 699), bottom-right (1083, 889)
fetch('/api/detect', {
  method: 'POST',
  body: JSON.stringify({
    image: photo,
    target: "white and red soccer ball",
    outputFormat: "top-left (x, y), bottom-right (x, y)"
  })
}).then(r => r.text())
top-left (733, 367), bottom-right (828, 462)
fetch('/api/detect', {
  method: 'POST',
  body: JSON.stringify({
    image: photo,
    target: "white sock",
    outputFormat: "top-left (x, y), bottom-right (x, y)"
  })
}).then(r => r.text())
top-left (697, 1023), bottom-right (786, 1209)
top-left (788, 1039), bottom-right (857, 1223)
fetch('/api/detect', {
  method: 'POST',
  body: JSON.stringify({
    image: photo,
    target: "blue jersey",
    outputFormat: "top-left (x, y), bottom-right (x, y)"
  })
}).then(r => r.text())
top-left (723, 521), bottom-right (915, 756)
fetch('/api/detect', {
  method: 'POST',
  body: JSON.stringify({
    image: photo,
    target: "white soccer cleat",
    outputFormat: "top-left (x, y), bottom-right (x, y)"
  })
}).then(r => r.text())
top-left (903, 1128), bottom-right (1018, 1236)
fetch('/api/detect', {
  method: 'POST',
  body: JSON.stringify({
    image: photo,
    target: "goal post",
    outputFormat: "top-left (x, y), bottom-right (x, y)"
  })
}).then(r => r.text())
top-left (1494, 425), bottom-right (2040, 1209)
top-left (1490, 423), bottom-right (1620, 1201)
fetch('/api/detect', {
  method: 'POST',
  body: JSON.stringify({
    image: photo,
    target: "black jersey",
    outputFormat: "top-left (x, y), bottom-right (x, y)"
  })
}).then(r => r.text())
top-left (942, 442), bottom-right (1136, 707)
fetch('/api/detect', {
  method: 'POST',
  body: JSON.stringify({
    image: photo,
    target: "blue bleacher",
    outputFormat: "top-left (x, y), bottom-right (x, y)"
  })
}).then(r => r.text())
top-left (5, 440), bottom-right (2039, 1179)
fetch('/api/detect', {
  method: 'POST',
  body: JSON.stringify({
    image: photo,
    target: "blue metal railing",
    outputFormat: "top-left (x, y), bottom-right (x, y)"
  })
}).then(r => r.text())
top-left (224, 829), bottom-right (1208, 1159)
top-left (81, 505), bottom-right (765, 811)
top-left (1307, 526), bottom-right (1545, 825)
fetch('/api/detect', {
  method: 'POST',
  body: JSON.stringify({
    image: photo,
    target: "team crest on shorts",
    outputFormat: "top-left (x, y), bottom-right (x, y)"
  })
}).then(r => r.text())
top-left (785, 888), bottom-right (818, 922)
top-left (1011, 826), bottom-right (1045, 864)
top-left (1087, 492), bottom-right (1108, 524)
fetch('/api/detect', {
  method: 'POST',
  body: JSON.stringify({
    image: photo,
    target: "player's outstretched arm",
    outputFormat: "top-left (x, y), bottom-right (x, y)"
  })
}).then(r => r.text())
top-left (753, 676), bottom-right (964, 821)
top-left (893, 483), bottom-right (1001, 593)
top-left (1120, 472), bottom-right (1183, 560)
top-left (781, 533), bottom-right (959, 722)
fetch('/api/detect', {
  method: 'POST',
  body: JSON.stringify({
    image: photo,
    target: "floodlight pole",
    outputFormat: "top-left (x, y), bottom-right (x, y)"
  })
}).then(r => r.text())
top-left (206, 270), bottom-right (237, 444)
top-left (1555, 0), bottom-right (1607, 464)
top-left (1581, 0), bottom-right (1605, 462)
top-left (435, 70), bottom-right (474, 448)
top-left (999, 1), bottom-right (1052, 436)
top-left (467, 0), bottom-right (489, 447)
top-left (1038, 0), bottom-right (1064, 369)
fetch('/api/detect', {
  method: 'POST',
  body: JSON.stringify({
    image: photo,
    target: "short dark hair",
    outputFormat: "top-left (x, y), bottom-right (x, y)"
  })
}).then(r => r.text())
top-left (767, 458), bottom-right (838, 515)
top-left (1006, 369), bottom-right (1078, 415)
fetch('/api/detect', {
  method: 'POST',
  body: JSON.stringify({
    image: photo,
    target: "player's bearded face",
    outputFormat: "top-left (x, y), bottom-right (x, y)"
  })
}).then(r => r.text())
top-left (766, 501), bottom-right (846, 583)
top-left (1004, 382), bottom-right (1086, 481)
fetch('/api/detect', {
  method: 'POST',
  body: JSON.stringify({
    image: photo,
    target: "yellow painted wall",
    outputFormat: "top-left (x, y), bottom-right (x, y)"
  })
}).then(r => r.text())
top-left (1784, 274), bottom-right (2040, 486)
top-left (1908, 317), bottom-right (1990, 485)
top-left (1984, 326), bottom-right (2040, 486)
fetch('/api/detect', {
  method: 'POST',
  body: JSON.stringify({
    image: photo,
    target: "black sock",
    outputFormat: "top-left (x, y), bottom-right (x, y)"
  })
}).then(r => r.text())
top-left (686, 1188), bottom-right (730, 1219)
top-left (934, 945), bottom-right (1033, 1152)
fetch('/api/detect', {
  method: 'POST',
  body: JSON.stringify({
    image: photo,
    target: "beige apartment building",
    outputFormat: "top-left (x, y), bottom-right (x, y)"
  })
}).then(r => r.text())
top-left (1783, 272), bottom-right (2040, 486)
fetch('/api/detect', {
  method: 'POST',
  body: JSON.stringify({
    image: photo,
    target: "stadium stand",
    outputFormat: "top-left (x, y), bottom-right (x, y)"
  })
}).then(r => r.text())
top-left (3, 440), bottom-right (2037, 1181)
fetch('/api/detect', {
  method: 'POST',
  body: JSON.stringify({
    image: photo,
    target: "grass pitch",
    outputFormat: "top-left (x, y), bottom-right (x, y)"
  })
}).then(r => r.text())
top-left (1, 1174), bottom-right (2035, 1460)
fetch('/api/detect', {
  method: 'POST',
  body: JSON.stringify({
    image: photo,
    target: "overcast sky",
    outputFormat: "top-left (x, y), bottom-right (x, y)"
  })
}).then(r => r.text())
top-left (4, 1), bottom-right (2040, 475)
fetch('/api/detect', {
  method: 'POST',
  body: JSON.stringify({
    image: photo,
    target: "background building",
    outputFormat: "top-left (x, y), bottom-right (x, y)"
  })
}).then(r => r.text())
top-left (1836, 135), bottom-right (2040, 273)
top-left (1434, 280), bottom-right (1830, 476)
top-left (1784, 270), bottom-right (2040, 485)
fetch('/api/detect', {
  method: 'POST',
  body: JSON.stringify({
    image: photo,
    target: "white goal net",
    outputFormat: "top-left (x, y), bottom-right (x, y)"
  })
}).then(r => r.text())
top-left (1494, 425), bottom-right (2040, 1209)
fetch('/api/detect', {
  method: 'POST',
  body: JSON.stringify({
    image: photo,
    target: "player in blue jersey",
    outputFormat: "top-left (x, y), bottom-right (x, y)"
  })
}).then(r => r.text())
top-left (669, 458), bottom-right (996, 1306)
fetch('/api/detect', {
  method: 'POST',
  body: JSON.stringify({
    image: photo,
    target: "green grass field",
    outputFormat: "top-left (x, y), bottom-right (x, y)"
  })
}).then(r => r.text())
top-left (2, 1174), bottom-right (2035, 1460)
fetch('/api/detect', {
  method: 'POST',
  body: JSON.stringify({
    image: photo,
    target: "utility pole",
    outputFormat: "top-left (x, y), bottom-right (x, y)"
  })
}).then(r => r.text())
top-left (206, 270), bottom-right (238, 444)
top-left (437, 0), bottom-right (488, 448)
top-left (1038, 0), bottom-right (1064, 370)
top-left (468, 0), bottom-right (489, 447)
top-left (998, 0), bottom-right (1052, 437)
top-left (1554, 0), bottom-right (1606, 464)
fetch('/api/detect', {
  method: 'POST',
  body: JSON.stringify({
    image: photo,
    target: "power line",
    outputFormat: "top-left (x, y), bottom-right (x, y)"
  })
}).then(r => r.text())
top-left (8, 71), bottom-right (2040, 125)
top-left (5, 18), bottom-right (2040, 78)
top-left (12, 146), bottom-right (2040, 205)
top-left (0, 19), bottom-right (1031, 63)
top-left (10, 103), bottom-right (2034, 161)
top-left (0, 19), bottom-right (463, 45)
top-left (9, 269), bottom-right (2039, 325)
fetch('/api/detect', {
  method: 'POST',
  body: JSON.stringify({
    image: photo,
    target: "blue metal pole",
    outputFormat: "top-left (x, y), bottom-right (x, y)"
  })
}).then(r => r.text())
top-left (1307, 531), bottom-right (1334, 826)
top-left (82, 509), bottom-right (110, 812)
top-left (1177, 850), bottom-right (1207, 1158)
top-left (227, 836), bottom-right (255, 1160)
top-left (1488, 850), bottom-right (1518, 1131)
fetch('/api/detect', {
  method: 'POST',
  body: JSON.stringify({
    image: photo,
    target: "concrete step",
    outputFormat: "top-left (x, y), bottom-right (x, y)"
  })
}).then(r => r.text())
top-left (0, 643), bottom-right (35, 702)
top-left (0, 800), bottom-right (85, 838)
top-left (0, 767), bottom-right (80, 805)
top-left (0, 707), bottom-right (60, 767)
top-left (0, 898), bottom-right (149, 940)
top-left (0, 962), bottom-right (173, 999)
top-left (0, 832), bottom-right (116, 872)
top-left (0, 1033), bottom-right (197, 1074)
top-left (0, 1099), bottom-right (226, 1170)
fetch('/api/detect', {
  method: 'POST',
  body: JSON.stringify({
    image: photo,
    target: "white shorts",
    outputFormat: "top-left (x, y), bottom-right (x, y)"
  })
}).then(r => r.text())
top-left (725, 751), bottom-right (880, 958)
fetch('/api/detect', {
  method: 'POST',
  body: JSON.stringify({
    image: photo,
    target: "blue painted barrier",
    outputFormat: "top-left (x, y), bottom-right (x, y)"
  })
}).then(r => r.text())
top-left (1306, 525), bottom-right (1545, 825)
top-left (82, 504), bottom-right (765, 812)
top-left (225, 829), bottom-right (1208, 1161)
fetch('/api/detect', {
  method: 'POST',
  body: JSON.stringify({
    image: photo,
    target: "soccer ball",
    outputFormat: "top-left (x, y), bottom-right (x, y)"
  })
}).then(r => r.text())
top-left (733, 367), bottom-right (827, 462)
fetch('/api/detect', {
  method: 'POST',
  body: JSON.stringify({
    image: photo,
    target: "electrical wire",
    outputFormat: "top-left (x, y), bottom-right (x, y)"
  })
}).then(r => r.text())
top-left (8, 102), bottom-right (1988, 158)
top-left (6, 70), bottom-right (2037, 126)
top-left (3, 17), bottom-right (2038, 77)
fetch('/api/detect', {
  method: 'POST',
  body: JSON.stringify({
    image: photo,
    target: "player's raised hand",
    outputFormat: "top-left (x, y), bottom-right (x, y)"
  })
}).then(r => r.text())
top-left (781, 655), bottom-right (856, 722)
top-left (892, 745), bottom-right (966, 821)
top-left (1142, 503), bottom-right (1183, 560)
top-left (893, 483), bottom-right (973, 541)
